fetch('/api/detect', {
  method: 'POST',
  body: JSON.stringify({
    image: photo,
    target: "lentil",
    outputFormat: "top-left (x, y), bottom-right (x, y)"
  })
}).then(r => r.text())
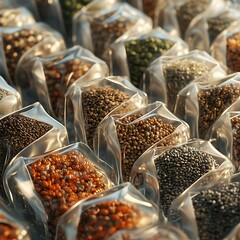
top-left (176, 0), bottom-right (210, 38)
top-left (0, 214), bottom-right (18, 240)
top-left (192, 182), bottom-right (240, 240)
top-left (207, 12), bottom-right (236, 45)
top-left (28, 149), bottom-right (110, 237)
top-left (3, 29), bottom-right (45, 83)
top-left (125, 37), bottom-right (174, 88)
top-left (76, 200), bottom-right (141, 240)
top-left (82, 86), bottom-right (131, 148)
top-left (116, 114), bottom-right (176, 181)
top-left (163, 59), bottom-right (211, 112)
top-left (0, 114), bottom-right (52, 198)
top-left (226, 31), bottom-right (240, 73)
top-left (155, 145), bottom-right (218, 215)
top-left (0, 89), bottom-right (11, 101)
top-left (198, 83), bottom-right (240, 138)
top-left (231, 115), bottom-right (240, 165)
top-left (43, 58), bottom-right (93, 119)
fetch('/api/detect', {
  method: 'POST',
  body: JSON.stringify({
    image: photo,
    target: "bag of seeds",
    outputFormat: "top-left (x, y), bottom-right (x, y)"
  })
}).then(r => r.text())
top-left (94, 101), bottom-right (190, 184)
top-left (55, 182), bottom-right (159, 240)
top-left (185, 6), bottom-right (240, 52)
top-left (4, 142), bottom-right (115, 240)
top-left (0, 75), bottom-right (22, 118)
top-left (208, 98), bottom-right (240, 172)
top-left (210, 19), bottom-right (240, 74)
top-left (0, 102), bottom-right (69, 201)
top-left (144, 50), bottom-right (227, 111)
top-left (168, 171), bottom-right (240, 240)
top-left (111, 27), bottom-right (188, 90)
top-left (66, 75), bottom-right (147, 146)
top-left (73, 2), bottom-right (152, 65)
top-left (0, 199), bottom-right (30, 240)
top-left (130, 138), bottom-right (234, 219)
top-left (27, 45), bottom-right (108, 124)
top-left (175, 72), bottom-right (240, 139)
top-left (225, 223), bottom-right (240, 240)
top-left (0, 22), bottom-right (65, 86)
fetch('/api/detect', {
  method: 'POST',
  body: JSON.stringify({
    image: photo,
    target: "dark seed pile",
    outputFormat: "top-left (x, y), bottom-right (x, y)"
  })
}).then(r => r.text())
top-left (116, 114), bottom-right (176, 181)
top-left (28, 149), bottom-right (109, 237)
top-left (163, 59), bottom-right (211, 112)
top-left (192, 182), bottom-right (240, 240)
top-left (82, 86), bottom-right (131, 148)
top-left (0, 89), bottom-right (11, 100)
top-left (76, 200), bottom-right (140, 240)
top-left (155, 145), bottom-right (218, 215)
top-left (125, 37), bottom-right (174, 88)
top-left (198, 83), bottom-right (240, 139)
top-left (231, 115), bottom-right (240, 165)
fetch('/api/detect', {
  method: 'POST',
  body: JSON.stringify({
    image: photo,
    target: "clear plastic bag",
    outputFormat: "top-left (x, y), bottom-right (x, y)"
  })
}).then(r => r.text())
top-left (55, 182), bottom-right (159, 240)
top-left (73, 2), bottom-right (152, 64)
top-left (94, 101), bottom-right (190, 184)
top-left (225, 223), bottom-right (240, 240)
top-left (111, 27), bottom-right (188, 89)
top-left (175, 73), bottom-right (240, 139)
top-left (185, 6), bottom-right (240, 51)
top-left (0, 22), bottom-right (65, 86)
top-left (130, 139), bottom-right (234, 219)
top-left (0, 75), bottom-right (22, 118)
top-left (0, 102), bottom-right (69, 201)
top-left (66, 75), bottom-right (147, 145)
top-left (169, 172), bottom-right (240, 240)
top-left (4, 142), bottom-right (115, 240)
top-left (144, 49), bottom-right (227, 111)
top-left (26, 45), bottom-right (108, 123)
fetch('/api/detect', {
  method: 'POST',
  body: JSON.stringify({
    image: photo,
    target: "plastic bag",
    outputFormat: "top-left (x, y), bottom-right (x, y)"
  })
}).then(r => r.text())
top-left (55, 182), bottom-right (159, 240)
top-left (0, 22), bottom-right (65, 86)
top-left (4, 142), bottom-right (115, 240)
top-left (94, 101), bottom-right (190, 184)
top-left (169, 172), bottom-right (240, 240)
top-left (175, 73), bottom-right (240, 139)
top-left (208, 97), bottom-right (240, 172)
top-left (111, 27), bottom-right (188, 89)
top-left (0, 102), bottom-right (69, 200)
top-left (130, 139), bottom-right (234, 219)
top-left (66, 75), bottom-right (147, 146)
top-left (185, 6), bottom-right (240, 51)
top-left (27, 45), bottom-right (108, 123)
top-left (73, 2), bottom-right (152, 64)
top-left (211, 19), bottom-right (240, 74)
top-left (225, 223), bottom-right (240, 240)
top-left (144, 50), bottom-right (227, 111)
top-left (0, 75), bottom-right (22, 118)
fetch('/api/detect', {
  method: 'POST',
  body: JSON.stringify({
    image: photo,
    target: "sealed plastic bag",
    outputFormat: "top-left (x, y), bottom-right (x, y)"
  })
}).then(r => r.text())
top-left (144, 50), bottom-right (227, 111)
top-left (27, 45), bottom-right (108, 123)
top-left (175, 73), bottom-right (240, 139)
top-left (0, 75), bottom-right (22, 118)
top-left (55, 182), bottom-right (159, 240)
top-left (0, 22), bottom-right (65, 86)
top-left (66, 75), bottom-right (147, 146)
top-left (94, 101), bottom-right (190, 183)
top-left (185, 6), bottom-right (240, 51)
top-left (0, 102), bottom-right (69, 200)
top-left (111, 27), bottom-right (188, 89)
top-left (169, 172), bottom-right (240, 240)
top-left (130, 139), bottom-right (234, 218)
top-left (208, 98), bottom-right (240, 172)
top-left (211, 19), bottom-right (240, 73)
top-left (73, 2), bottom-right (152, 64)
top-left (5, 142), bottom-right (115, 240)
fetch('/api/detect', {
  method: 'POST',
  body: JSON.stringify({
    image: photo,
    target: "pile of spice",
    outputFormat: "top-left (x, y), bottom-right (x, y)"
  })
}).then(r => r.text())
top-left (231, 115), bottom-right (240, 164)
top-left (0, 214), bottom-right (19, 240)
top-left (0, 88), bottom-right (11, 100)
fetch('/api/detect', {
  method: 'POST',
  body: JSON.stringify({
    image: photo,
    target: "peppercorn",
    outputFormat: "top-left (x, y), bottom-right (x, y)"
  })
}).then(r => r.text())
top-left (82, 86), bottom-right (131, 148)
top-left (231, 115), bottom-right (240, 166)
top-left (28, 149), bottom-right (110, 237)
top-left (198, 83), bottom-right (240, 139)
top-left (0, 88), bottom-right (11, 101)
top-left (116, 114), bottom-right (176, 181)
top-left (163, 59), bottom-right (211, 112)
top-left (192, 182), bottom-right (240, 240)
top-left (155, 145), bottom-right (219, 216)
top-left (125, 37), bottom-right (174, 88)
